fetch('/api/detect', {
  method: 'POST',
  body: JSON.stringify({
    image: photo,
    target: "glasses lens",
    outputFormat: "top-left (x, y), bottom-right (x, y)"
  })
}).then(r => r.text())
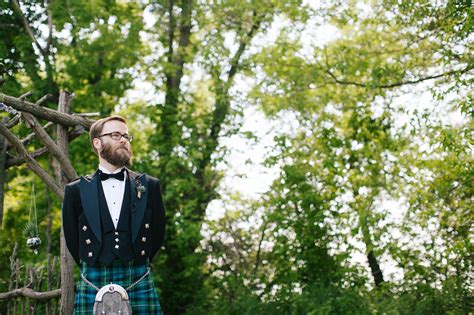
top-left (104, 132), bottom-right (132, 142)
top-left (110, 132), bottom-right (122, 140)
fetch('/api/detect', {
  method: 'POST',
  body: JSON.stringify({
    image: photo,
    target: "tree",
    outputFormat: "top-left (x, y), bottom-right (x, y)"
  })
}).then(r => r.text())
top-left (246, 0), bottom-right (472, 311)
top-left (140, 1), bottom-right (308, 313)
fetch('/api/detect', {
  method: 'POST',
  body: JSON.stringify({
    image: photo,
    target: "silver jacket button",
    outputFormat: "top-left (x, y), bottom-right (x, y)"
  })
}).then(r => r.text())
top-left (141, 250), bottom-right (145, 256)
top-left (88, 252), bottom-right (93, 257)
top-left (85, 239), bottom-right (91, 245)
top-left (145, 223), bottom-right (150, 229)
top-left (115, 245), bottom-right (119, 249)
top-left (82, 225), bottom-right (87, 231)
top-left (142, 237), bottom-right (146, 242)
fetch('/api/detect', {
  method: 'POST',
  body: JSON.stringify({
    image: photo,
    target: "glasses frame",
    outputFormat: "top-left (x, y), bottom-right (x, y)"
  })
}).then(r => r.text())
top-left (97, 132), bottom-right (133, 143)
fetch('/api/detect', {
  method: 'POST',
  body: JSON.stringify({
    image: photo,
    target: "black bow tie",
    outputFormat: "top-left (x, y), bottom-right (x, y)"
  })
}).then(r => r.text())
top-left (99, 169), bottom-right (125, 181)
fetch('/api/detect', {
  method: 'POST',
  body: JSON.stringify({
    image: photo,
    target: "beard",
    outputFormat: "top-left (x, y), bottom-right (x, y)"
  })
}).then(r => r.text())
top-left (99, 141), bottom-right (132, 168)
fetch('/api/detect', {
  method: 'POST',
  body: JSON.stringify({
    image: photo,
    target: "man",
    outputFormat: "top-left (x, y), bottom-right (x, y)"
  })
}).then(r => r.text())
top-left (62, 115), bottom-right (165, 314)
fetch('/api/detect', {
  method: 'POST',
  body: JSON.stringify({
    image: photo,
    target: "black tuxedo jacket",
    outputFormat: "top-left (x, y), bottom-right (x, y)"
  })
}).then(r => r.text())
top-left (62, 168), bottom-right (166, 266)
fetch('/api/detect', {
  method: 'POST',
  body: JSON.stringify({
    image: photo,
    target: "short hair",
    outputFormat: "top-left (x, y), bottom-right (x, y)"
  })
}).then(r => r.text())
top-left (89, 115), bottom-right (127, 154)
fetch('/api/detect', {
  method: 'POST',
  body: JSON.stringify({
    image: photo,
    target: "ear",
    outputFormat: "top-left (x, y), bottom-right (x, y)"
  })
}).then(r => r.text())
top-left (92, 138), bottom-right (102, 152)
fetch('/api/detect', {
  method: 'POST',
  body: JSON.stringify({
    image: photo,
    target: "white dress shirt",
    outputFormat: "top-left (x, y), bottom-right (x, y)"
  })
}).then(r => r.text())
top-left (99, 165), bottom-right (126, 229)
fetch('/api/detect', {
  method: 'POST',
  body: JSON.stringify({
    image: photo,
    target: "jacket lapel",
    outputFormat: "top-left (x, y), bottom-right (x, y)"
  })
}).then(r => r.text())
top-left (128, 169), bottom-right (148, 243)
top-left (79, 170), bottom-right (102, 242)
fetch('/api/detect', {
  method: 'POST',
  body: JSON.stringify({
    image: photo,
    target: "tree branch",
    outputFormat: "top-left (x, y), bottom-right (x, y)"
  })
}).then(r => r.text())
top-left (5, 114), bottom-right (21, 129)
top-left (6, 147), bottom-right (49, 168)
top-left (325, 65), bottom-right (474, 89)
top-left (252, 220), bottom-right (268, 282)
top-left (0, 93), bottom-right (94, 130)
top-left (0, 287), bottom-right (61, 300)
top-left (21, 112), bottom-right (77, 182)
top-left (0, 123), bottom-right (63, 199)
top-left (11, 0), bottom-right (46, 56)
top-left (5, 127), bottom-right (85, 169)
top-left (192, 10), bottom-right (266, 218)
top-left (0, 121), bottom-right (7, 226)
top-left (46, 0), bottom-right (53, 54)
top-left (9, 122), bottom-right (53, 148)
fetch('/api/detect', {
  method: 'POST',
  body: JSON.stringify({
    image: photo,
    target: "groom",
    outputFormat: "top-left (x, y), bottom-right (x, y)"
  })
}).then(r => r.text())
top-left (62, 115), bottom-right (165, 314)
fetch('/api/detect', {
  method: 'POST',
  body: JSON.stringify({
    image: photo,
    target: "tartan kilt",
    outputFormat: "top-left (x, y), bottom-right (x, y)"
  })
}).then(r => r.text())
top-left (74, 260), bottom-right (161, 314)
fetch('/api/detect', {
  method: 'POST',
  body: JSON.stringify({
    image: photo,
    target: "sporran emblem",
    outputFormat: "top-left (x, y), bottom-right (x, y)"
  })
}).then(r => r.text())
top-left (93, 283), bottom-right (132, 315)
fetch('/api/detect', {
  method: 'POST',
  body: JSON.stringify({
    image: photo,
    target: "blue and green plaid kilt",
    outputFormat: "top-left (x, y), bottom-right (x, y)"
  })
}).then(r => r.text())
top-left (74, 260), bottom-right (161, 314)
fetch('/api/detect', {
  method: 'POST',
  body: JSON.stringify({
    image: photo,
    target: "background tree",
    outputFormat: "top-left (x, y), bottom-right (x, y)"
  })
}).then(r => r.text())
top-left (1, 0), bottom-right (472, 314)
top-left (140, 1), bottom-right (308, 313)
top-left (243, 0), bottom-right (472, 313)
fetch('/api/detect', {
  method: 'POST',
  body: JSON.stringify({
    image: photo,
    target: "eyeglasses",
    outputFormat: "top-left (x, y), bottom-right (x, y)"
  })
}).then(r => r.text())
top-left (97, 132), bottom-right (133, 142)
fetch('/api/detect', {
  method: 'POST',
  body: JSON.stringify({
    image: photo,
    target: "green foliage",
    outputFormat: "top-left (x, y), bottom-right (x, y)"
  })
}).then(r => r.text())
top-left (0, 0), bottom-right (472, 314)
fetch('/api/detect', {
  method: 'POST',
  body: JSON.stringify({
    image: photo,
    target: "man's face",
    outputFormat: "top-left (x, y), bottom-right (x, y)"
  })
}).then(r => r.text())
top-left (93, 120), bottom-right (132, 167)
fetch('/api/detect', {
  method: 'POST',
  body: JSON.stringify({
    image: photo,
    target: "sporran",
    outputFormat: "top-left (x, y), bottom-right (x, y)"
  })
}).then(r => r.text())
top-left (81, 268), bottom-right (150, 315)
top-left (93, 283), bottom-right (132, 315)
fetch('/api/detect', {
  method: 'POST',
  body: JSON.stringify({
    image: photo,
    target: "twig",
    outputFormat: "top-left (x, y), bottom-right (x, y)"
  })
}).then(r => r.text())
top-left (5, 114), bottom-right (21, 128)
top-left (325, 64), bottom-right (474, 89)
top-left (35, 94), bottom-right (53, 106)
top-left (74, 112), bottom-right (101, 117)
top-left (18, 122), bottom-right (54, 146)
top-left (19, 91), bottom-right (33, 100)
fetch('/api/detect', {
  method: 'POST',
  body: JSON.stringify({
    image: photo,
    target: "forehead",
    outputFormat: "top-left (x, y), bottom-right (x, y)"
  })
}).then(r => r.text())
top-left (101, 120), bottom-right (128, 134)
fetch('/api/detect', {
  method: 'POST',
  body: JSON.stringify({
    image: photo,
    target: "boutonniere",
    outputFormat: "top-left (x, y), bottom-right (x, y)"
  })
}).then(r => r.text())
top-left (136, 180), bottom-right (146, 199)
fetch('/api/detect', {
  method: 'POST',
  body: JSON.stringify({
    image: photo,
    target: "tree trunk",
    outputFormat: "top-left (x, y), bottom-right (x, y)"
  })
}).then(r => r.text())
top-left (0, 119), bottom-right (7, 227)
top-left (367, 250), bottom-right (384, 287)
top-left (56, 91), bottom-right (75, 315)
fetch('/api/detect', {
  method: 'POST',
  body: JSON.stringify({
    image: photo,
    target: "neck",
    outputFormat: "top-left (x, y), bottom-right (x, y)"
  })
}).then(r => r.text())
top-left (99, 158), bottom-right (123, 173)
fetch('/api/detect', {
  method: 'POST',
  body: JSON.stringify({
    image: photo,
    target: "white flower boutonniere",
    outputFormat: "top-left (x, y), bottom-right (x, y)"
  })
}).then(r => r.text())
top-left (136, 180), bottom-right (146, 199)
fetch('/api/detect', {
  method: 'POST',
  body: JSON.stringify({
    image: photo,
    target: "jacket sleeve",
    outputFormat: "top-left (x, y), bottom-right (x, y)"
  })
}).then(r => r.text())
top-left (62, 184), bottom-right (80, 265)
top-left (150, 178), bottom-right (166, 259)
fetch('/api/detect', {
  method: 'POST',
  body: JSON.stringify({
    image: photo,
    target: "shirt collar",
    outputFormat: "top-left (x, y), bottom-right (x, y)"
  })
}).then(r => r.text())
top-left (98, 164), bottom-right (126, 175)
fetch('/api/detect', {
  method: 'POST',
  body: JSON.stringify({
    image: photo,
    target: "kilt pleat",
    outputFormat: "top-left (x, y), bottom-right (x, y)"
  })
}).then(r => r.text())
top-left (74, 260), bottom-right (161, 314)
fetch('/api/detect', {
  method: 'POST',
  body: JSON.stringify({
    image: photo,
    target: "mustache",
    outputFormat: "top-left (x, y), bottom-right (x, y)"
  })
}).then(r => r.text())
top-left (116, 145), bottom-right (130, 152)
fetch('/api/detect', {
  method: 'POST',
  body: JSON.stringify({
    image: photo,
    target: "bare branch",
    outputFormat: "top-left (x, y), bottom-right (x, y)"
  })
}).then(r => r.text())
top-left (74, 112), bottom-right (101, 117)
top-left (6, 147), bottom-right (49, 168)
top-left (21, 122), bottom-right (54, 145)
top-left (35, 94), bottom-right (53, 106)
top-left (5, 126), bottom-right (85, 169)
top-left (0, 123), bottom-right (63, 199)
top-left (0, 287), bottom-right (61, 300)
top-left (0, 129), bottom-right (7, 226)
top-left (19, 91), bottom-right (33, 100)
top-left (5, 114), bottom-right (21, 129)
top-left (0, 93), bottom-right (94, 130)
top-left (21, 112), bottom-right (77, 182)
